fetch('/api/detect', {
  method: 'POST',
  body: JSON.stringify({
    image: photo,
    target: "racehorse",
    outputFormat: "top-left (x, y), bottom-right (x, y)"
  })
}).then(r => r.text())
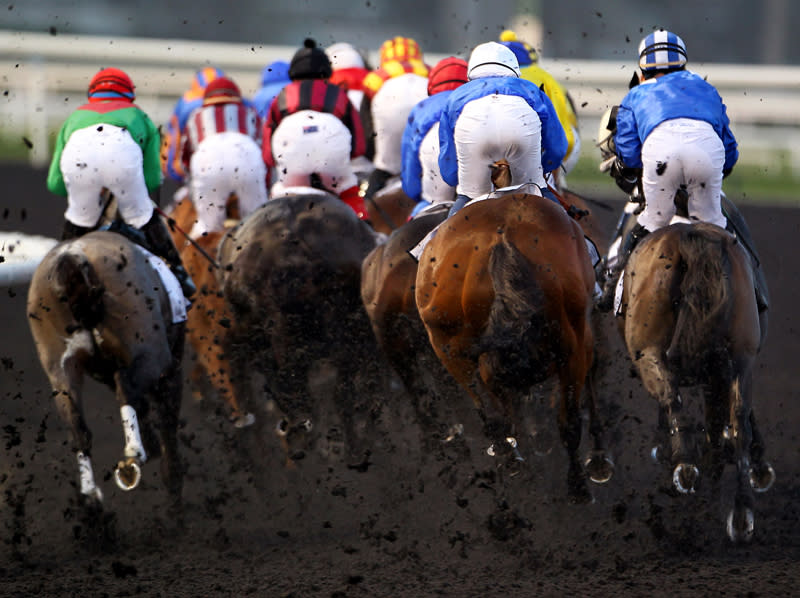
top-left (360, 203), bottom-right (465, 448)
top-left (619, 221), bottom-right (774, 542)
top-left (166, 195), bottom-right (254, 428)
top-left (364, 176), bottom-right (416, 235)
top-left (217, 190), bottom-right (382, 465)
top-left (415, 187), bottom-right (614, 502)
top-left (27, 230), bottom-right (186, 518)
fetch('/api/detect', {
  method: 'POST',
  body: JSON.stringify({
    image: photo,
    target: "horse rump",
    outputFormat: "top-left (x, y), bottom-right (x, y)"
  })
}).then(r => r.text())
top-left (54, 250), bottom-right (106, 330)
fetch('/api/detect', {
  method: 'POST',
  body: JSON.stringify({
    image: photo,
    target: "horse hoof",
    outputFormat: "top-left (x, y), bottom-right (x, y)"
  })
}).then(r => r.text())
top-left (672, 463), bottom-right (699, 494)
top-left (114, 459), bottom-right (142, 491)
top-left (232, 412), bottom-right (256, 428)
top-left (726, 507), bottom-right (754, 543)
top-left (749, 463), bottom-right (776, 493)
top-left (585, 452), bottom-right (615, 484)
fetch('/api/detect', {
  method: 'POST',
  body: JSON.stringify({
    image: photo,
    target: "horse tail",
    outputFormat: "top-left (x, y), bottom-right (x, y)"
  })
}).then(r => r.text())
top-left (480, 237), bottom-right (547, 386)
top-left (667, 226), bottom-right (732, 366)
top-left (54, 251), bottom-right (106, 330)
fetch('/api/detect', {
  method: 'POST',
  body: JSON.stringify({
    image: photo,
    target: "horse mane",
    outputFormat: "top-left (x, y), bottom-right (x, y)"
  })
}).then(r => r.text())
top-left (667, 225), bottom-right (732, 367)
top-left (54, 250), bottom-right (106, 330)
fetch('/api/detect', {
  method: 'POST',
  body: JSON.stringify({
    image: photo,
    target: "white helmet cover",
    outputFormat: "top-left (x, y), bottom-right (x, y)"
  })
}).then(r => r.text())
top-left (326, 42), bottom-right (365, 70)
top-left (467, 41), bottom-right (521, 80)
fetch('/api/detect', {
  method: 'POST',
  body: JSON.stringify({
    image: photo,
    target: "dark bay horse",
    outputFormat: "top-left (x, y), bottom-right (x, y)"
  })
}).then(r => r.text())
top-left (360, 203), bottom-right (465, 448)
top-left (415, 191), bottom-right (614, 502)
top-left (166, 195), bottom-right (254, 428)
top-left (217, 191), bottom-right (382, 464)
top-left (27, 231), bottom-right (186, 516)
top-left (620, 221), bottom-right (774, 542)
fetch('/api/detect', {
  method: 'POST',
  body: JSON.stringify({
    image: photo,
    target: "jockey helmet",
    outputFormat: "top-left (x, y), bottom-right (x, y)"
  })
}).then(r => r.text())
top-left (379, 37), bottom-right (422, 65)
top-left (191, 67), bottom-right (226, 93)
top-left (289, 38), bottom-right (333, 80)
top-left (202, 76), bottom-right (242, 106)
top-left (638, 30), bottom-right (687, 73)
top-left (467, 42), bottom-right (521, 80)
top-left (261, 60), bottom-right (290, 86)
top-left (498, 30), bottom-right (538, 67)
top-left (326, 42), bottom-right (365, 71)
top-left (88, 67), bottom-right (135, 101)
top-left (427, 57), bottom-right (468, 95)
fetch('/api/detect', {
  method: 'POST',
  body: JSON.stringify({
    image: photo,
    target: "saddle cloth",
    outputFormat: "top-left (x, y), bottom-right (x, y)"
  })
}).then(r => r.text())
top-left (134, 245), bottom-right (189, 324)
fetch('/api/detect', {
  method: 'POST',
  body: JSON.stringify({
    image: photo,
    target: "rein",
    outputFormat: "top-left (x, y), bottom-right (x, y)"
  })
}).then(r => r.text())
top-left (546, 184), bottom-right (589, 220)
top-left (365, 194), bottom-right (399, 232)
top-left (152, 203), bottom-right (221, 270)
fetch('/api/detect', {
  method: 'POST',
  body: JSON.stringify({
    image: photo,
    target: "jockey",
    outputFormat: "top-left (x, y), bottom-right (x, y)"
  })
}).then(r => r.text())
top-left (400, 57), bottom-right (468, 217)
top-left (499, 30), bottom-right (581, 189)
top-left (361, 36), bottom-right (430, 201)
top-left (438, 42), bottom-right (567, 217)
top-left (252, 60), bottom-right (291, 119)
top-left (326, 42), bottom-right (371, 113)
top-left (47, 67), bottom-right (195, 298)
top-left (180, 76), bottom-right (268, 238)
top-left (596, 31), bottom-right (767, 312)
top-left (263, 38), bottom-right (368, 220)
top-left (160, 66), bottom-right (227, 184)
top-left (326, 41), bottom-right (374, 178)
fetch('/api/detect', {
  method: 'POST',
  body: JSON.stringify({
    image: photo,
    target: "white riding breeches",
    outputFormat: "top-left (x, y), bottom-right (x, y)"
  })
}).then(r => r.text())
top-left (419, 122), bottom-right (456, 205)
top-left (370, 73), bottom-right (429, 175)
top-left (638, 118), bottom-right (727, 232)
top-left (61, 124), bottom-right (153, 228)
top-left (189, 131), bottom-right (268, 237)
top-left (270, 110), bottom-right (357, 196)
top-left (454, 94), bottom-right (544, 198)
top-left (562, 125), bottom-right (581, 175)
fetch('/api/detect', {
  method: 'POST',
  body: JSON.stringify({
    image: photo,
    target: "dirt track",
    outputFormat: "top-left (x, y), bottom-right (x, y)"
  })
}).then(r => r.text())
top-left (2, 165), bottom-right (799, 596)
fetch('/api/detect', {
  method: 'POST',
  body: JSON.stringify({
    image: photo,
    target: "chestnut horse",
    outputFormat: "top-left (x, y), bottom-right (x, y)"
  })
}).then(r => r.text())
top-left (27, 231), bottom-right (186, 516)
top-left (415, 191), bottom-right (614, 502)
top-left (364, 176), bottom-right (417, 235)
top-left (217, 191), bottom-right (382, 464)
top-left (166, 196), bottom-right (254, 428)
top-left (620, 222), bottom-right (774, 542)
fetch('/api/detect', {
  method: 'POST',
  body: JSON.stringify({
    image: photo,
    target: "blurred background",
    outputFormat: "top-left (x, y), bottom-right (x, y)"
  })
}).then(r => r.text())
top-left (2, 0), bottom-right (799, 200)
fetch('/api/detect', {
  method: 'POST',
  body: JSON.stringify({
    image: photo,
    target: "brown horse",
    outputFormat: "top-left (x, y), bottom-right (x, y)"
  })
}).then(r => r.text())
top-left (218, 191), bottom-right (382, 464)
top-left (360, 203), bottom-right (466, 447)
top-left (27, 231), bottom-right (186, 516)
top-left (415, 191), bottom-right (614, 502)
top-left (364, 176), bottom-right (417, 235)
top-left (166, 195), bottom-right (254, 428)
top-left (620, 222), bottom-right (774, 542)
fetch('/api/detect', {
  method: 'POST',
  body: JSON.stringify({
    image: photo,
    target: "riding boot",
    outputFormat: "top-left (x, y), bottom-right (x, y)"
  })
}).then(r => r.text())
top-left (597, 222), bottom-right (649, 313)
top-left (725, 220), bottom-right (769, 312)
top-left (363, 168), bottom-right (392, 201)
top-left (140, 212), bottom-right (196, 299)
top-left (61, 220), bottom-right (92, 241)
top-left (447, 194), bottom-right (471, 218)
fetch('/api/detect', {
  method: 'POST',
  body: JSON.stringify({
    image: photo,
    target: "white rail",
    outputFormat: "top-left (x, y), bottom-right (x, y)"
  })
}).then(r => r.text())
top-left (2, 29), bottom-right (800, 167)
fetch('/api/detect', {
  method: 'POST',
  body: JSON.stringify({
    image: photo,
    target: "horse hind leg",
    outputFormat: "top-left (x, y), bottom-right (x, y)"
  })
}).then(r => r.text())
top-left (50, 334), bottom-right (104, 505)
top-left (556, 362), bottom-right (593, 504)
top-left (725, 372), bottom-right (760, 543)
top-left (747, 410), bottom-right (775, 493)
top-left (638, 350), bottom-right (699, 494)
top-left (152, 361), bottom-right (186, 517)
top-left (582, 355), bottom-right (615, 485)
